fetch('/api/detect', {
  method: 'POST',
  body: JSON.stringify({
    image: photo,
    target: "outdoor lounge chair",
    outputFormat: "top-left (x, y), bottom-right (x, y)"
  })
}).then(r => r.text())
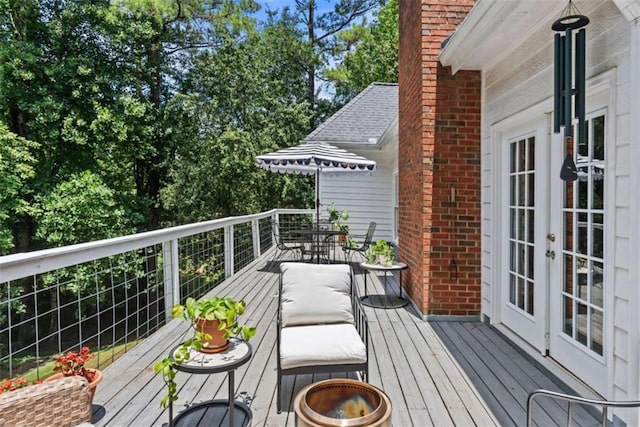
top-left (271, 219), bottom-right (304, 261)
top-left (276, 262), bottom-right (369, 412)
top-left (343, 221), bottom-right (376, 263)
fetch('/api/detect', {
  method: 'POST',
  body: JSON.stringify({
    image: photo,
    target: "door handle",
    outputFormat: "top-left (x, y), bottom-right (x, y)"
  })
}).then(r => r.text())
top-left (545, 250), bottom-right (556, 260)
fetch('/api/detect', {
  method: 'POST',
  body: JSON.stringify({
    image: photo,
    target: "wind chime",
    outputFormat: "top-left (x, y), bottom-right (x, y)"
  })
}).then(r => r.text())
top-left (552, 1), bottom-right (589, 181)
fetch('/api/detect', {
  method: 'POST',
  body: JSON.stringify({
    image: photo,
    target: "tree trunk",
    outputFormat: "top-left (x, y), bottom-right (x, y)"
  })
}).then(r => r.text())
top-left (306, 0), bottom-right (316, 130)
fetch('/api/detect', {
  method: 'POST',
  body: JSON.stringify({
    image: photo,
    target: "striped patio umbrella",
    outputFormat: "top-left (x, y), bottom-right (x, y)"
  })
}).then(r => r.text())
top-left (256, 141), bottom-right (376, 221)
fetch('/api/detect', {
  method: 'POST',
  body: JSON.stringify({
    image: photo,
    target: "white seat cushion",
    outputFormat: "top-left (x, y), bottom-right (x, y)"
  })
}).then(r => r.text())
top-left (280, 324), bottom-right (366, 370)
top-left (280, 263), bottom-right (353, 327)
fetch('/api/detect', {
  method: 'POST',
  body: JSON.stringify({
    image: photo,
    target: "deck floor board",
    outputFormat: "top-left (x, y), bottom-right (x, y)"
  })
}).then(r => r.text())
top-left (93, 250), bottom-right (600, 426)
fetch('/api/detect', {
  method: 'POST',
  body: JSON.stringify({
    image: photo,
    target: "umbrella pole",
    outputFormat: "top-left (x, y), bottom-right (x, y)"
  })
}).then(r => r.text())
top-left (316, 169), bottom-right (320, 223)
top-left (316, 169), bottom-right (320, 263)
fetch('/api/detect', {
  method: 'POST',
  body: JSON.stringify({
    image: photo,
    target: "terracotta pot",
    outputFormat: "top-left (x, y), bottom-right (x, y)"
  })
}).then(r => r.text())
top-left (195, 318), bottom-right (229, 353)
top-left (44, 368), bottom-right (103, 404)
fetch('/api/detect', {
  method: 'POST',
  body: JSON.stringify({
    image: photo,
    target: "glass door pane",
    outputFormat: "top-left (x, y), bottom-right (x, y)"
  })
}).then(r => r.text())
top-left (561, 115), bottom-right (605, 356)
top-left (508, 136), bottom-right (536, 315)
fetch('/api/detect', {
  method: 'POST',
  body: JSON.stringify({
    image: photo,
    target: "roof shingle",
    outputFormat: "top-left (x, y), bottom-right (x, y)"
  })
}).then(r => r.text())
top-left (303, 83), bottom-right (398, 145)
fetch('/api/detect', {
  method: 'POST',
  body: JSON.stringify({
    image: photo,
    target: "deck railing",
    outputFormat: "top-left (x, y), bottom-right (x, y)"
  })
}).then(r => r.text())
top-left (527, 389), bottom-right (640, 426)
top-left (0, 208), bottom-right (313, 380)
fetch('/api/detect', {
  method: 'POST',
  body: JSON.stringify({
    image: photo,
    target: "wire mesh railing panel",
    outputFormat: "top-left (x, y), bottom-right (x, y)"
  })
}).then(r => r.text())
top-left (234, 222), bottom-right (255, 273)
top-left (259, 217), bottom-right (273, 254)
top-left (178, 229), bottom-right (225, 305)
top-left (0, 209), bottom-right (310, 383)
top-left (277, 213), bottom-right (314, 245)
top-left (0, 245), bottom-right (165, 380)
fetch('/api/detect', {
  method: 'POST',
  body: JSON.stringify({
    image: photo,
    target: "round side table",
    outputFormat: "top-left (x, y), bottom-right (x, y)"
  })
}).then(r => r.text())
top-left (359, 262), bottom-right (409, 309)
top-left (169, 338), bottom-right (252, 427)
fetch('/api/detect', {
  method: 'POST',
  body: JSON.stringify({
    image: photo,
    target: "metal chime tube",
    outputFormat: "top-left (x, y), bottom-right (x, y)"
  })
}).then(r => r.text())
top-left (575, 28), bottom-right (586, 145)
top-left (564, 28), bottom-right (573, 137)
top-left (553, 33), bottom-right (563, 133)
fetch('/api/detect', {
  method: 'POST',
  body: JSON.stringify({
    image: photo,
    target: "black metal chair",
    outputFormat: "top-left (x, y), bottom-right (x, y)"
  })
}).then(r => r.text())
top-left (271, 219), bottom-right (304, 261)
top-left (342, 221), bottom-right (376, 263)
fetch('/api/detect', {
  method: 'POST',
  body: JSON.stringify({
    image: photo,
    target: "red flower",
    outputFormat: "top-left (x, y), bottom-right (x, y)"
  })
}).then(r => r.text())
top-left (0, 377), bottom-right (33, 393)
top-left (53, 346), bottom-right (96, 382)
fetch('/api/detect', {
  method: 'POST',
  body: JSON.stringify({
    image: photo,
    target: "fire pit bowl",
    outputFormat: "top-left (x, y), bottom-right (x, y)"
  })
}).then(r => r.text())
top-left (294, 379), bottom-right (392, 427)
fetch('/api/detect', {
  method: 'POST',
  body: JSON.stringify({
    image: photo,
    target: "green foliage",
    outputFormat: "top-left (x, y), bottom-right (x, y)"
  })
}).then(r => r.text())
top-left (365, 239), bottom-right (395, 266)
top-left (326, 0), bottom-right (398, 103)
top-left (160, 12), bottom-right (313, 221)
top-left (327, 203), bottom-right (349, 233)
top-left (175, 296), bottom-right (256, 341)
top-left (0, 124), bottom-right (37, 253)
top-left (33, 171), bottom-right (132, 246)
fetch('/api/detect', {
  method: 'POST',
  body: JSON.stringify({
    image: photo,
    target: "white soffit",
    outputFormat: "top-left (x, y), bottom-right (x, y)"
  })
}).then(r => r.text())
top-left (439, 0), bottom-right (564, 73)
top-left (612, 0), bottom-right (640, 21)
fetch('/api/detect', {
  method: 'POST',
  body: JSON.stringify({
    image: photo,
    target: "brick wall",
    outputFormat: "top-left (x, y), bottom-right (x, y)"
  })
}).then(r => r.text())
top-left (398, 0), bottom-right (481, 316)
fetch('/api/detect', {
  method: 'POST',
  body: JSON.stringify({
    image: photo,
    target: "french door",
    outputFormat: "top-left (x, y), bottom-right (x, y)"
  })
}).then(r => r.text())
top-left (499, 117), bottom-right (549, 351)
top-left (548, 111), bottom-right (607, 394)
top-left (498, 108), bottom-right (608, 394)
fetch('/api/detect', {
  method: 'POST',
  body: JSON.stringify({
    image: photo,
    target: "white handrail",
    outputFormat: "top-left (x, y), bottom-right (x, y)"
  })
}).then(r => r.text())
top-left (0, 209), bottom-right (312, 283)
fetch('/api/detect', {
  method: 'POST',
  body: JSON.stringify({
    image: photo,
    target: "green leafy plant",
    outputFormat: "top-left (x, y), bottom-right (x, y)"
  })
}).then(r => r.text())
top-left (365, 240), bottom-right (395, 266)
top-left (154, 296), bottom-right (256, 408)
top-left (327, 203), bottom-right (350, 233)
top-left (344, 236), bottom-right (360, 249)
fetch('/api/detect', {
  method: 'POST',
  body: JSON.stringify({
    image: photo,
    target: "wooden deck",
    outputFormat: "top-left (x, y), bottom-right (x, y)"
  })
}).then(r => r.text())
top-left (92, 250), bottom-right (600, 426)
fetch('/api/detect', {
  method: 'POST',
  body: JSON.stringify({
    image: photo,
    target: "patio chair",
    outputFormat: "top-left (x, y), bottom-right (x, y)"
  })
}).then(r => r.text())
top-left (342, 221), bottom-right (376, 263)
top-left (271, 219), bottom-right (304, 261)
top-left (276, 263), bottom-right (368, 412)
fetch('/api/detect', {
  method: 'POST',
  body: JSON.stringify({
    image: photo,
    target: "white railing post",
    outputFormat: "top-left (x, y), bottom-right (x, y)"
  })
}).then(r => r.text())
top-left (252, 219), bottom-right (261, 259)
top-left (162, 239), bottom-right (180, 319)
top-left (224, 225), bottom-right (234, 278)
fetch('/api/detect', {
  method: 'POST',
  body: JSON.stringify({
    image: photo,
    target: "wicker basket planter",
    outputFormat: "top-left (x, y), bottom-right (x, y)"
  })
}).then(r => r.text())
top-left (44, 368), bottom-right (102, 404)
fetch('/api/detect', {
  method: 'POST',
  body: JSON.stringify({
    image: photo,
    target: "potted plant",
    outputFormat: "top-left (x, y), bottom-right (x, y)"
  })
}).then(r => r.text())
top-left (43, 346), bottom-right (102, 403)
top-left (154, 295), bottom-right (256, 408)
top-left (327, 203), bottom-right (349, 244)
top-left (365, 240), bottom-right (395, 267)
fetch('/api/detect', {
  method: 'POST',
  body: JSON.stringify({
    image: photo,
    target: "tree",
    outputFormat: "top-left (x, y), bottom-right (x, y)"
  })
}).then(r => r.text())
top-left (0, 0), bottom-right (138, 251)
top-left (33, 171), bottom-right (132, 246)
top-left (0, 124), bottom-right (37, 254)
top-left (161, 10), bottom-right (313, 222)
top-left (326, 0), bottom-right (397, 103)
top-left (267, 0), bottom-right (380, 128)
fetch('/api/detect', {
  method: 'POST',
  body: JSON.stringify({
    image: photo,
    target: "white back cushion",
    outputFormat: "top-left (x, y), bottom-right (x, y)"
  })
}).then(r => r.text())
top-left (280, 263), bottom-right (353, 327)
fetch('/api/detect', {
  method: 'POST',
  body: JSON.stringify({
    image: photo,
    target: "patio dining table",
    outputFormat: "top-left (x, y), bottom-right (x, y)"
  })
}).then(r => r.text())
top-left (291, 227), bottom-right (346, 264)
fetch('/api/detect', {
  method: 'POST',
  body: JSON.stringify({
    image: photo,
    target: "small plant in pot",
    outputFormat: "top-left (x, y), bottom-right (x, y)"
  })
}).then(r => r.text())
top-left (365, 240), bottom-right (395, 267)
top-left (154, 296), bottom-right (256, 408)
top-left (327, 203), bottom-right (349, 244)
top-left (44, 346), bottom-right (102, 403)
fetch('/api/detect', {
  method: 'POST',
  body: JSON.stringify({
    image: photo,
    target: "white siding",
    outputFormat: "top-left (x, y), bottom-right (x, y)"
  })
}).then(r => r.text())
top-left (320, 147), bottom-right (396, 243)
top-left (479, 0), bottom-right (637, 420)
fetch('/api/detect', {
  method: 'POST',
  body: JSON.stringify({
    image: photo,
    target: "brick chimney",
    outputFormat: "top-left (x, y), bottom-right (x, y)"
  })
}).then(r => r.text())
top-left (398, 0), bottom-right (481, 317)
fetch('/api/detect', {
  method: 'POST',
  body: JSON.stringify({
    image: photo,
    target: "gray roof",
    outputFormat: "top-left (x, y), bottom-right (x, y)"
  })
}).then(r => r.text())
top-left (303, 83), bottom-right (398, 145)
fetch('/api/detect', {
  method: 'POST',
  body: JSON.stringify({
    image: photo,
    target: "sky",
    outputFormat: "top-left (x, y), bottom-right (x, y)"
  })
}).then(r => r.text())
top-left (252, 0), bottom-right (339, 23)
